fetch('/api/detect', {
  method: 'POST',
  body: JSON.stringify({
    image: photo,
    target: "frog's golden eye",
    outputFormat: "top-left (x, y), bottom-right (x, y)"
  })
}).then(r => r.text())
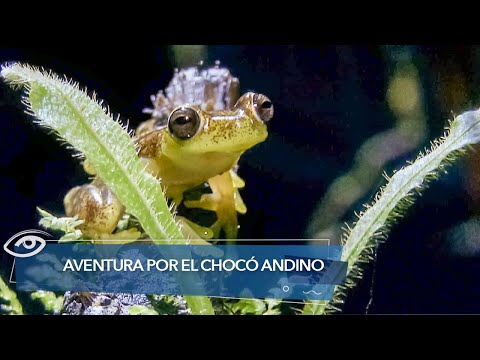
top-left (168, 107), bottom-right (201, 140)
top-left (252, 93), bottom-right (274, 123)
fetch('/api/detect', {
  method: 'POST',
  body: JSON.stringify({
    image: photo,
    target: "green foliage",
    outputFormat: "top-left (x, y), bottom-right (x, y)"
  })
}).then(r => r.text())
top-left (263, 299), bottom-right (283, 315)
top-left (217, 298), bottom-right (282, 315)
top-left (301, 300), bottom-right (327, 315)
top-left (128, 305), bottom-right (159, 315)
top-left (1, 63), bottom-right (214, 315)
top-left (5, 62), bottom-right (479, 316)
top-left (304, 109), bottom-right (480, 315)
top-left (37, 208), bottom-right (85, 242)
top-left (2, 64), bottom-right (182, 241)
top-left (230, 299), bottom-right (266, 315)
top-left (148, 295), bottom-right (186, 315)
top-left (0, 276), bottom-right (23, 315)
top-left (30, 291), bottom-right (64, 314)
top-left (38, 207), bottom-right (84, 233)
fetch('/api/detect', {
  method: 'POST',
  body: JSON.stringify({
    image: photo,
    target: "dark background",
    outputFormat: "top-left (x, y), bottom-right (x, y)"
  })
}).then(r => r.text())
top-left (1, 45), bottom-right (479, 314)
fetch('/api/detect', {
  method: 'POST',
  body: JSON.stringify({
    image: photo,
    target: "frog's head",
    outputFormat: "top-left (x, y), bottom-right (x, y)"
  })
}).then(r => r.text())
top-left (162, 92), bottom-right (273, 155)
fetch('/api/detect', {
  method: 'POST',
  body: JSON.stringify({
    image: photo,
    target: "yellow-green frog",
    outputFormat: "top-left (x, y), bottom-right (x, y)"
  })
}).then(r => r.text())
top-left (64, 63), bottom-right (273, 240)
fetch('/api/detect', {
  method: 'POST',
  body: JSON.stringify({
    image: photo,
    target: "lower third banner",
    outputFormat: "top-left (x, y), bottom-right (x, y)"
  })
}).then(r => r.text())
top-left (14, 243), bottom-right (347, 301)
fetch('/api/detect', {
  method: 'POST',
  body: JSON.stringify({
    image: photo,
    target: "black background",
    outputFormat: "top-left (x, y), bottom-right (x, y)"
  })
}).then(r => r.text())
top-left (1, 45), bottom-right (479, 314)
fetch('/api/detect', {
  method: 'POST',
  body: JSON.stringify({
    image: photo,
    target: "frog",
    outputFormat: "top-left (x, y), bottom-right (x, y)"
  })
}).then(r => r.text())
top-left (64, 62), bottom-right (273, 240)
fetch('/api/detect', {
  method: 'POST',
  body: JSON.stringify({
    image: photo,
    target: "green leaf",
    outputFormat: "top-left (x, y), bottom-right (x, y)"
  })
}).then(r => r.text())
top-left (30, 291), bottom-right (64, 314)
top-left (1, 63), bottom-right (214, 315)
top-left (38, 207), bottom-right (84, 232)
top-left (0, 276), bottom-right (23, 315)
top-left (128, 305), bottom-right (159, 315)
top-left (231, 299), bottom-right (266, 315)
top-left (263, 298), bottom-right (282, 315)
top-left (2, 64), bottom-right (182, 241)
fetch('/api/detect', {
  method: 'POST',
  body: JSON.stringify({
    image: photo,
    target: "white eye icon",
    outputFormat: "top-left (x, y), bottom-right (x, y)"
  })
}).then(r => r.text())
top-left (3, 230), bottom-right (50, 258)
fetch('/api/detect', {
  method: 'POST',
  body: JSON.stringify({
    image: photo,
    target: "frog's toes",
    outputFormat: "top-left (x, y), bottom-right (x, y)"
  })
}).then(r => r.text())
top-left (230, 170), bottom-right (245, 189)
top-left (209, 221), bottom-right (222, 239)
top-left (233, 189), bottom-right (247, 214)
top-left (184, 194), bottom-right (239, 238)
top-left (184, 193), bottom-right (220, 212)
top-left (211, 215), bottom-right (238, 240)
top-left (177, 216), bottom-right (214, 239)
top-left (184, 172), bottom-right (241, 239)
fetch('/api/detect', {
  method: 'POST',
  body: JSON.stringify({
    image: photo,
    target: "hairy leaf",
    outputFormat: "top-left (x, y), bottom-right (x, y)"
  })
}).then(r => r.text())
top-left (304, 109), bottom-right (480, 315)
top-left (1, 63), bottom-right (214, 315)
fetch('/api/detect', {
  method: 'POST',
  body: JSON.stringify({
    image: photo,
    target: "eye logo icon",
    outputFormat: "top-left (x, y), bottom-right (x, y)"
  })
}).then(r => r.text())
top-left (3, 230), bottom-right (51, 258)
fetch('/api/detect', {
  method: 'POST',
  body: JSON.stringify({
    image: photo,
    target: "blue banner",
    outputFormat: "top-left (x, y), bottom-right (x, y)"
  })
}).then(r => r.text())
top-left (15, 243), bottom-right (347, 301)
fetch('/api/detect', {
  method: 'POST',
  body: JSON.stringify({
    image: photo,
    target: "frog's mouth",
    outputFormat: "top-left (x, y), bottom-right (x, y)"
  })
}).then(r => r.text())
top-left (208, 131), bottom-right (268, 153)
top-left (219, 133), bottom-right (268, 153)
top-left (167, 120), bottom-right (269, 154)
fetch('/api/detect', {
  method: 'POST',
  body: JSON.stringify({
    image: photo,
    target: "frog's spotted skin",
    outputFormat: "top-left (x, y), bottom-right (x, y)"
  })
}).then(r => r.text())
top-left (64, 179), bottom-right (125, 238)
top-left (64, 63), bottom-right (272, 240)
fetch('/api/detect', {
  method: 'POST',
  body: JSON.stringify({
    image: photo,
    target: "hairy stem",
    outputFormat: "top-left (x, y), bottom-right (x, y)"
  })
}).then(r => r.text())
top-left (1, 63), bottom-right (214, 315)
top-left (304, 109), bottom-right (480, 315)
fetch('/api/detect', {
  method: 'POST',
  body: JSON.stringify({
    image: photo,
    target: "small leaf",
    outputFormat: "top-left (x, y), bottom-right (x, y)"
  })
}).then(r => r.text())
top-left (0, 276), bottom-right (23, 315)
top-left (231, 299), bottom-right (266, 315)
top-left (30, 290), bottom-right (64, 314)
top-left (128, 305), bottom-right (159, 315)
top-left (38, 207), bottom-right (84, 233)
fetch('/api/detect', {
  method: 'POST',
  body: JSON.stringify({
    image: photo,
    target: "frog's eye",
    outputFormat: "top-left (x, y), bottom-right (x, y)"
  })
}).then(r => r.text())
top-left (252, 93), bottom-right (274, 123)
top-left (168, 107), bottom-right (201, 140)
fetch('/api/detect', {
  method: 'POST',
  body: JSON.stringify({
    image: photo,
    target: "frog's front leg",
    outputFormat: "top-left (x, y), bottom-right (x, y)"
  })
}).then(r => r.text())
top-left (183, 170), bottom-right (246, 239)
